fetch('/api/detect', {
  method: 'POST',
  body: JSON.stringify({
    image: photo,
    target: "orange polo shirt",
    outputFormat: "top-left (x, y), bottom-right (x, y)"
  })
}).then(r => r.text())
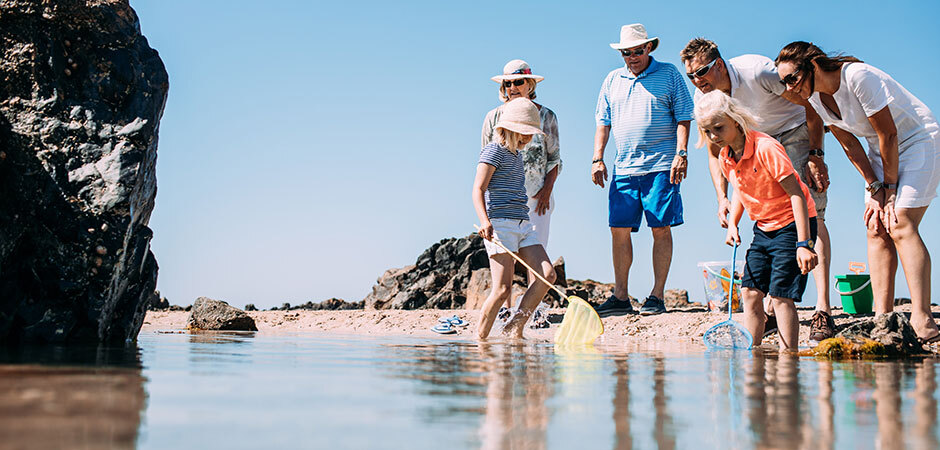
top-left (719, 130), bottom-right (816, 231)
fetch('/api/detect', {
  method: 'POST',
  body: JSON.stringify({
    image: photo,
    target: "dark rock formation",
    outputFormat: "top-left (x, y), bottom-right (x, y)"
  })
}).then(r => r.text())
top-left (188, 297), bottom-right (257, 331)
top-left (284, 298), bottom-right (363, 311)
top-left (364, 234), bottom-right (489, 310)
top-left (833, 312), bottom-right (927, 357)
top-left (146, 290), bottom-right (168, 310)
top-left (363, 234), bottom-right (693, 310)
top-left (0, 1), bottom-right (168, 343)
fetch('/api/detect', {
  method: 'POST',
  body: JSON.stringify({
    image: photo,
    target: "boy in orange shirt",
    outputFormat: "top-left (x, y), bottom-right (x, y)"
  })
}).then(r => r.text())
top-left (695, 91), bottom-right (818, 350)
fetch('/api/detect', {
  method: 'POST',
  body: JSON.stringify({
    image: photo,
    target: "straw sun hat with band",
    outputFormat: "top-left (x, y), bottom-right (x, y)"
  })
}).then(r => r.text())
top-left (491, 59), bottom-right (545, 83)
top-left (495, 98), bottom-right (545, 137)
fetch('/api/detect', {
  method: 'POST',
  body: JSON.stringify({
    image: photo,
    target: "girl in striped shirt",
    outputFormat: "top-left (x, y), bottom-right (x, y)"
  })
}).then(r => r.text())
top-left (473, 98), bottom-right (557, 339)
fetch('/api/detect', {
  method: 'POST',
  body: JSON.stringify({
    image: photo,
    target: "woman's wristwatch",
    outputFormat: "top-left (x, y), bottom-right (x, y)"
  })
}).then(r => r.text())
top-left (865, 180), bottom-right (885, 194)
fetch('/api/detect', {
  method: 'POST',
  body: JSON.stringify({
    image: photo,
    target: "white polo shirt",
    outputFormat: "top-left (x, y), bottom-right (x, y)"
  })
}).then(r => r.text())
top-left (694, 54), bottom-right (805, 136)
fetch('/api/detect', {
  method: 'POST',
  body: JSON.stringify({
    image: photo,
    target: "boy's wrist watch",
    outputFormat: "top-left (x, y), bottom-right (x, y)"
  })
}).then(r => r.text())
top-left (866, 180), bottom-right (885, 195)
top-left (796, 239), bottom-right (815, 250)
top-left (677, 149), bottom-right (688, 158)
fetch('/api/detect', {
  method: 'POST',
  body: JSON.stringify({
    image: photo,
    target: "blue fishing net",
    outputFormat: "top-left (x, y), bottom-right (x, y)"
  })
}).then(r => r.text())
top-left (703, 321), bottom-right (753, 350)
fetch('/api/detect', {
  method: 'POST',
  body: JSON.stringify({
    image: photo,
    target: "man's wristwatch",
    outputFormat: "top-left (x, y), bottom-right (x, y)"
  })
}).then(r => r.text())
top-left (677, 149), bottom-right (688, 158)
top-left (796, 239), bottom-right (815, 250)
top-left (808, 148), bottom-right (824, 157)
top-left (884, 183), bottom-right (898, 190)
top-left (866, 180), bottom-right (885, 195)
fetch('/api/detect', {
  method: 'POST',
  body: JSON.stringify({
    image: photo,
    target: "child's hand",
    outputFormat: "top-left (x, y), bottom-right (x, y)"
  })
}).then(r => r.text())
top-left (796, 247), bottom-right (818, 274)
top-left (478, 221), bottom-right (494, 241)
top-left (725, 226), bottom-right (740, 246)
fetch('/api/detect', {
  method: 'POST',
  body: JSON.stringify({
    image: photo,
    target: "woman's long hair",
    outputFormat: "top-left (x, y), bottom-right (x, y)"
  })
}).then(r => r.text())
top-left (775, 41), bottom-right (863, 74)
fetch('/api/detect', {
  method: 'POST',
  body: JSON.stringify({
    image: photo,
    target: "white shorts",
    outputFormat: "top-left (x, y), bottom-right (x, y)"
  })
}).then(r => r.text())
top-left (483, 218), bottom-right (542, 256)
top-left (526, 194), bottom-right (554, 248)
top-left (867, 135), bottom-right (940, 208)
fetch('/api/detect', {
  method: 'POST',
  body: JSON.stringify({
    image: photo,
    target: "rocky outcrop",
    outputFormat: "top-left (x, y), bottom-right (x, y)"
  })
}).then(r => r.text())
top-left (364, 234), bottom-right (489, 310)
top-left (363, 235), bottom-right (695, 310)
top-left (269, 298), bottom-right (364, 311)
top-left (0, 1), bottom-right (168, 343)
top-left (188, 297), bottom-right (257, 331)
top-left (832, 312), bottom-right (926, 356)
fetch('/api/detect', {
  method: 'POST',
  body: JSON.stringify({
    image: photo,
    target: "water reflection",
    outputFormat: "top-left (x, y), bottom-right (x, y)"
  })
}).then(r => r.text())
top-left (374, 340), bottom-right (940, 449)
top-left (0, 344), bottom-right (144, 449)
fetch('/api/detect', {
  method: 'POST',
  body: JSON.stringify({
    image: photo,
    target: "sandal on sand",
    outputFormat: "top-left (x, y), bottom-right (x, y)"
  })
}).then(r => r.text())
top-left (438, 315), bottom-right (469, 327)
top-left (917, 332), bottom-right (940, 345)
top-left (431, 322), bottom-right (456, 334)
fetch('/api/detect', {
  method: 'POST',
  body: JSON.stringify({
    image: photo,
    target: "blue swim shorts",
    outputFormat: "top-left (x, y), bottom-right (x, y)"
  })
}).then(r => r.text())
top-left (608, 171), bottom-right (683, 231)
top-left (741, 219), bottom-right (819, 301)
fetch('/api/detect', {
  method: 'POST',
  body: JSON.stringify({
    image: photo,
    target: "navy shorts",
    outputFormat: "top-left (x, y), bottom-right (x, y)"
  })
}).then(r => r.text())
top-left (608, 171), bottom-right (683, 231)
top-left (741, 219), bottom-right (818, 301)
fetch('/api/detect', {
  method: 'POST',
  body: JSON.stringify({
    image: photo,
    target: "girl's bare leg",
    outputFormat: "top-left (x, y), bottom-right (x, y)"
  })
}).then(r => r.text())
top-left (477, 253), bottom-right (515, 339)
top-left (503, 245), bottom-right (555, 338)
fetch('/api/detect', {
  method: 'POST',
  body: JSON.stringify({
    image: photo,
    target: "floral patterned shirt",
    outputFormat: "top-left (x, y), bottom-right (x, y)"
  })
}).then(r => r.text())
top-left (481, 104), bottom-right (561, 197)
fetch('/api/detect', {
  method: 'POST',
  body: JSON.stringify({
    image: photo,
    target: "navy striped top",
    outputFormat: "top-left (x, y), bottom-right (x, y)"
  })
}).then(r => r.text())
top-left (479, 142), bottom-right (529, 221)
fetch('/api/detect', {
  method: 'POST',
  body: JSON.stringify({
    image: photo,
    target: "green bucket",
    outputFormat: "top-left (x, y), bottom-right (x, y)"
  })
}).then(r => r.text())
top-left (834, 274), bottom-right (873, 314)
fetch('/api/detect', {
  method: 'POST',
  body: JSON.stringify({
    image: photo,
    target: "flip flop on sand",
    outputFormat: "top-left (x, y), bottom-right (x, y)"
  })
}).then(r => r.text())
top-left (431, 322), bottom-right (456, 334)
top-left (437, 315), bottom-right (469, 327)
top-left (917, 332), bottom-right (940, 345)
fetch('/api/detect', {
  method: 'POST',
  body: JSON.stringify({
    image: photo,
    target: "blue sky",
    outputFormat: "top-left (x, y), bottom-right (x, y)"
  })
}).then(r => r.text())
top-left (133, 0), bottom-right (940, 309)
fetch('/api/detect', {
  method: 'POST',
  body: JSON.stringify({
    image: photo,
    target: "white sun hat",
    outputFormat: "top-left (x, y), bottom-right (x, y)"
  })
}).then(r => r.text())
top-left (491, 59), bottom-right (544, 83)
top-left (609, 23), bottom-right (659, 52)
top-left (495, 98), bottom-right (545, 136)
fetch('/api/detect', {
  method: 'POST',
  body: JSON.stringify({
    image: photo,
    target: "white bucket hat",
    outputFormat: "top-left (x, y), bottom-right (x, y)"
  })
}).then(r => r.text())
top-left (609, 23), bottom-right (659, 52)
top-left (495, 98), bottom-right (545, 136)
top-left (491, 59), bottom-right (544, 83)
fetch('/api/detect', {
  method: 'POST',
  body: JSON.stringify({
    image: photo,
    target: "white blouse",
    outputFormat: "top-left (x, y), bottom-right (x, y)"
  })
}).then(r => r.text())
top-left (808, 63), bottom-right (938, 169)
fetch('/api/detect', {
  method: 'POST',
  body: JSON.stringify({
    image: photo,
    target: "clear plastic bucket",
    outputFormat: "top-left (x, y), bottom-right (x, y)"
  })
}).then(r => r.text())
top-left (697, 260), bottom-right (743, 312)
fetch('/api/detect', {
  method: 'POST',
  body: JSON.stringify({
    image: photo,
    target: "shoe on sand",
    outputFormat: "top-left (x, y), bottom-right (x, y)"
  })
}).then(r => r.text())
top-left (809, 310), bottom-right (835, 341)
top-left (595, 295), bottom-right (635, 318)
top-left (639, 295), bottom-right (666, 316)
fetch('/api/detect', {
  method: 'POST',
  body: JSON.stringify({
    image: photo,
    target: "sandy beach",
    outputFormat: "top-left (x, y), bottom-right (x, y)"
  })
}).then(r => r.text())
top-left (142, 304), bottom-right (940, 352)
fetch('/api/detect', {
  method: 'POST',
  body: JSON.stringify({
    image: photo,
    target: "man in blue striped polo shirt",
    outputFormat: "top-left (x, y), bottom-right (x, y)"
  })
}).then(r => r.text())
top-left (591, 24), bottom-right (694, 317)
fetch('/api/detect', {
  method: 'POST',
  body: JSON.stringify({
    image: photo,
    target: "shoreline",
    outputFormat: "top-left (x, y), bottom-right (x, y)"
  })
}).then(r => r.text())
top-left (142, 304), bottom-right (940, 352)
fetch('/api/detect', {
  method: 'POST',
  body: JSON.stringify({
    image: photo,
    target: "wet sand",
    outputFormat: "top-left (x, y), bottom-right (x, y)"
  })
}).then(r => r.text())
top-left (142, 304), bottom-right (940, 351)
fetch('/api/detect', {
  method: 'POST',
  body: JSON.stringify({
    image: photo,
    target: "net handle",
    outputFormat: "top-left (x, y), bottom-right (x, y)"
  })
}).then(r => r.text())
top-left (728, 243), bottom-right (738, 321)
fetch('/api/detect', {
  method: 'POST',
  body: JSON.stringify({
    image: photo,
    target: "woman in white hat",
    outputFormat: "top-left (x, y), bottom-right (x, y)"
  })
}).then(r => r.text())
top-left (474, 98), bottom-right (558, 339)
top-left (481, 59), bottom-right (561, 310)
top-left (776, 42), bottom-right (940, 344)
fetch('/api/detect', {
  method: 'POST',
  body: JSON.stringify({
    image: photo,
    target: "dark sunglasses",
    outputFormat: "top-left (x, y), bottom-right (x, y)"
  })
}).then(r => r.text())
top-left (779, 70), bottom-right (803, 87)
top-left (619, 47), bottom-right (646, 57)
top-left (686, 58), bottom-right (717, 80)
top-left (502, 79), bottom-right (527, 88)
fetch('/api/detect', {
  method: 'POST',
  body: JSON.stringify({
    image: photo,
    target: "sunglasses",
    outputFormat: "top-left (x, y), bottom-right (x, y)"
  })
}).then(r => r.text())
top-left (619, 47), bottom-right (646, 57)
top-left (686, 58), bottom-right (717, 80)
top-left (502, 79), bottom-right (528, 88)
top-left (779, 70), bottom-right (803, 87)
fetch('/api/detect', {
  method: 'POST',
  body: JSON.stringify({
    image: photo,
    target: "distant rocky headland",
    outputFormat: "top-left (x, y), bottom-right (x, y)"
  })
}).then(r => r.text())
top-left (153, 234), bottom-right (694, 314)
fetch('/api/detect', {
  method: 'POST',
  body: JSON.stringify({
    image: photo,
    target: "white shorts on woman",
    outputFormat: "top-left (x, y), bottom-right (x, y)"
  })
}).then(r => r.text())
top-left (865, 134), bottom-right (940, 208)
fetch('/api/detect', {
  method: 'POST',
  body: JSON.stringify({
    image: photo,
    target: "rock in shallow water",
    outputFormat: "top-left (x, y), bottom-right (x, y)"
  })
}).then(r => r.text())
top-left (188, 298), bottom-right (257, 331)
top-left (806, 312), bottom-right (928, 358)
top-left (0, 1), bottom-right (168, 344)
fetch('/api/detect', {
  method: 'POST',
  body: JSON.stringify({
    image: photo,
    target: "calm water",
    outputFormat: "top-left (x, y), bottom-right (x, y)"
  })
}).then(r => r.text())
top-left (1, 332), bottom-right (939, 449)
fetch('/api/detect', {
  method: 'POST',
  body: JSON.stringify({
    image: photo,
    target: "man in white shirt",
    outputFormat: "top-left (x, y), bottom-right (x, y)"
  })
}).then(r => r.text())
top-left (680, 38), bottom-right (835, 341)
